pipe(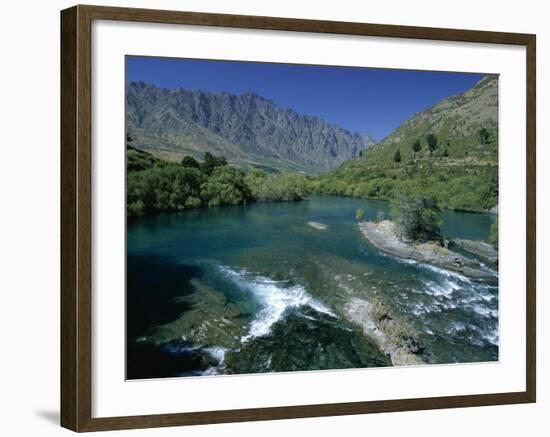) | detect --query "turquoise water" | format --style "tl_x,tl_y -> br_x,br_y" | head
127,196 -> 498,379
